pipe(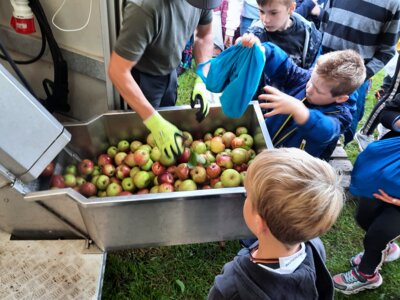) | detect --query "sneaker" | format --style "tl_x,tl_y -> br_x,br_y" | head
354,129 -> 375,151
333,268 -> 383,295
351,242 -> 400,267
